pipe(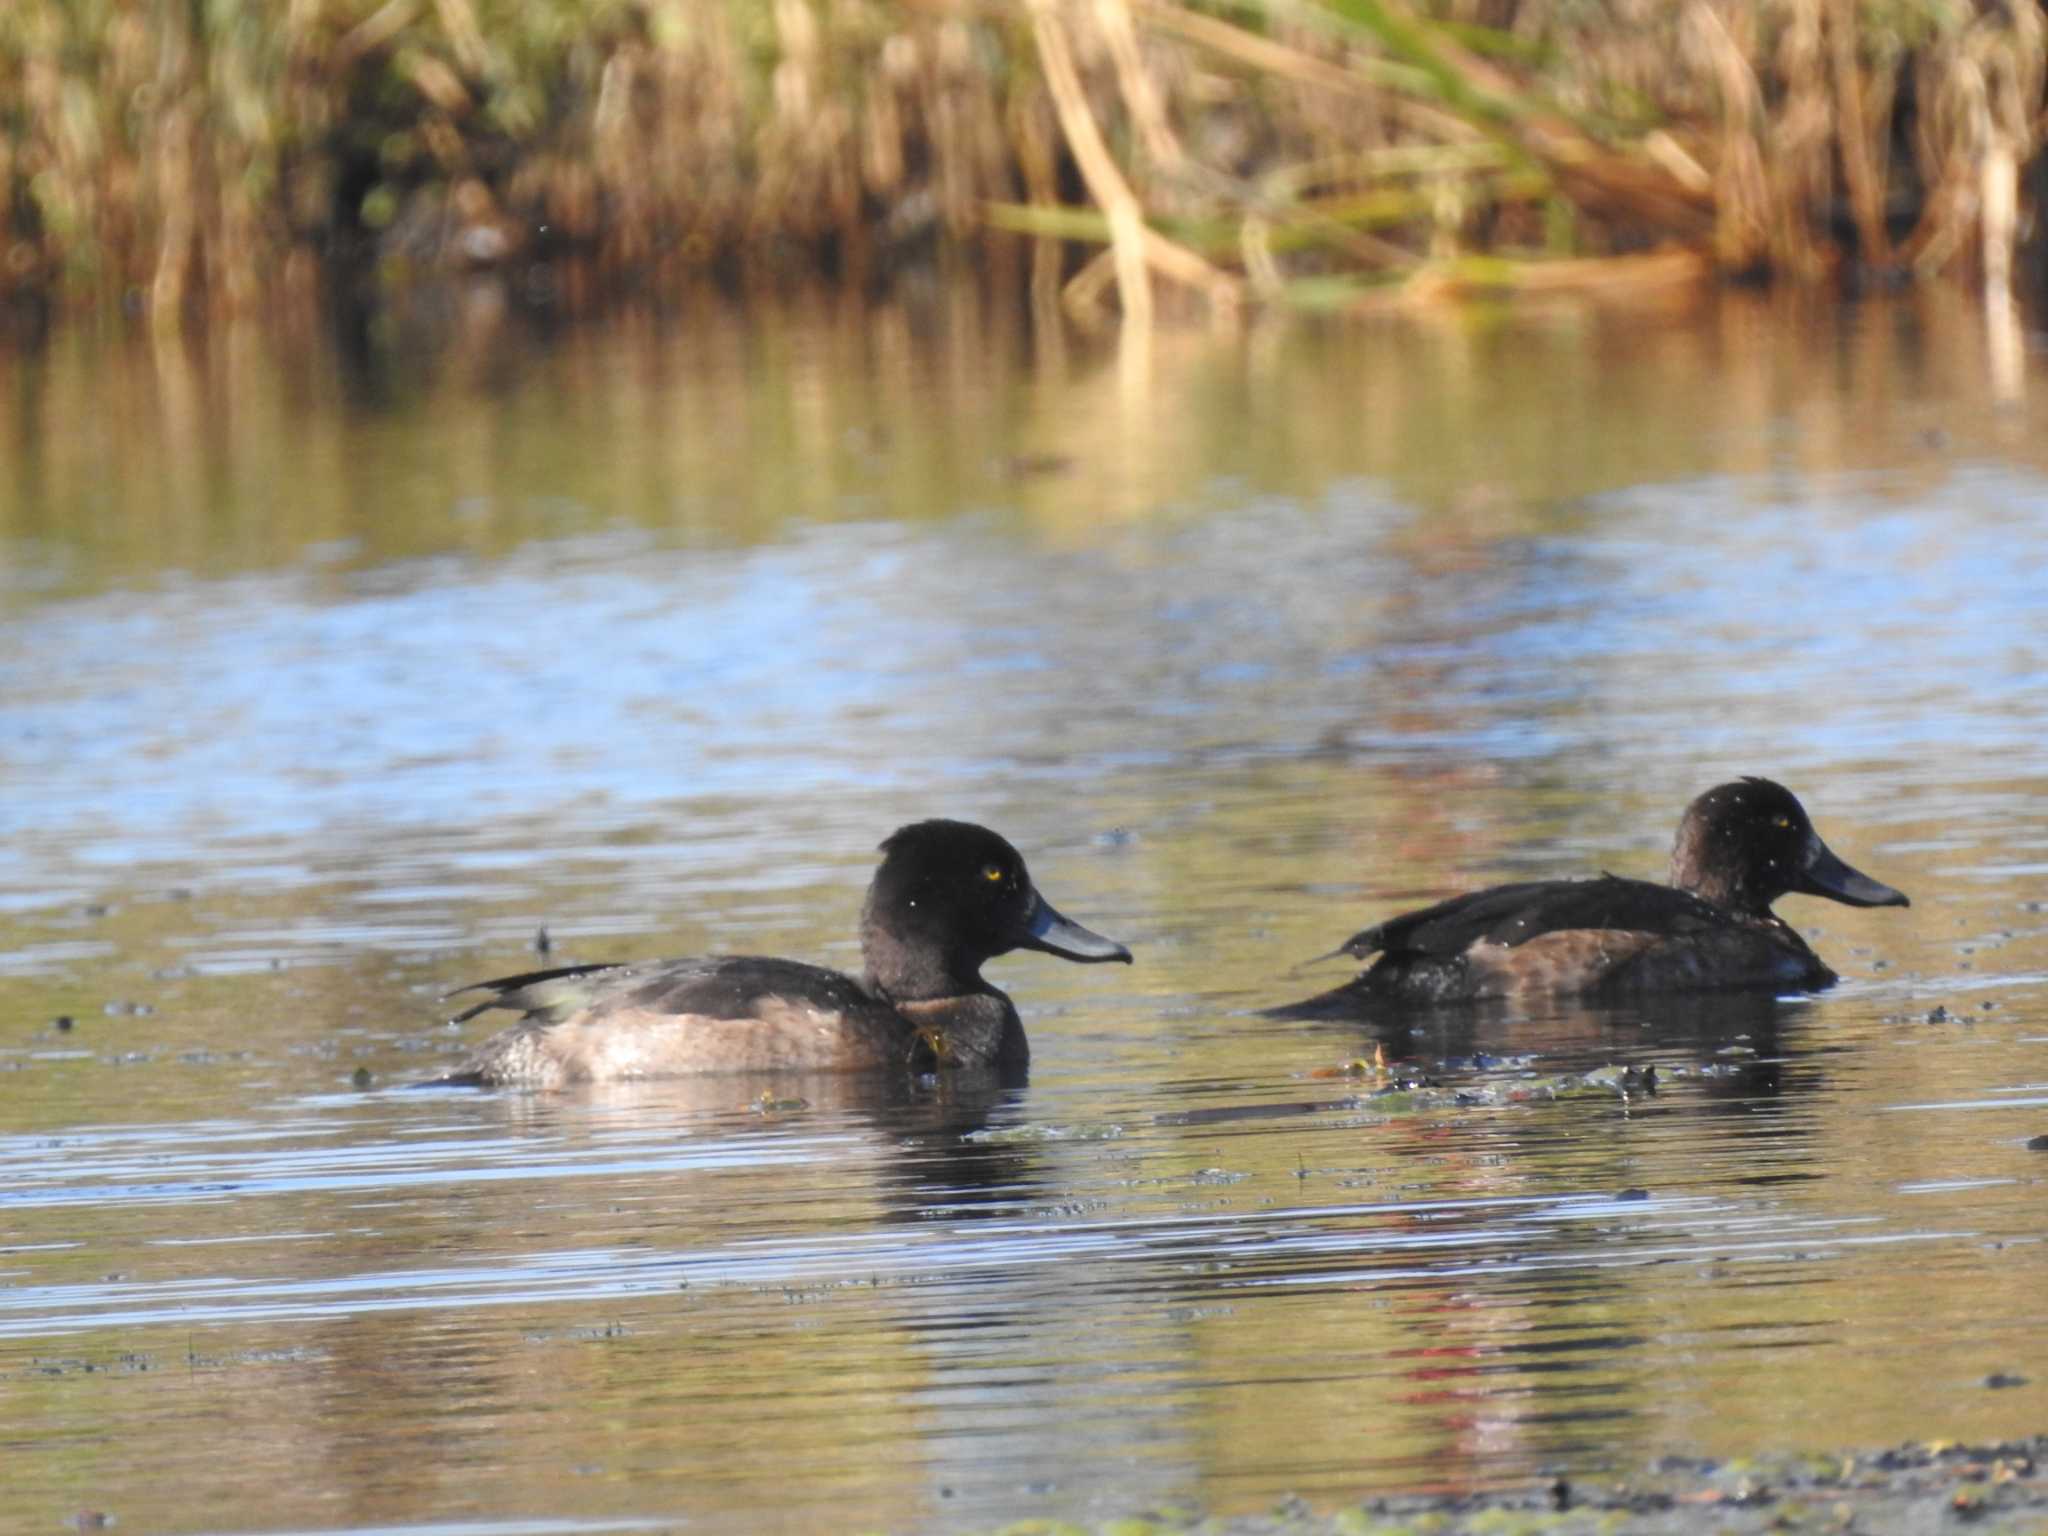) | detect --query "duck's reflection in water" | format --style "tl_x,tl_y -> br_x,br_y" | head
380,1066 -> 1199,1527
